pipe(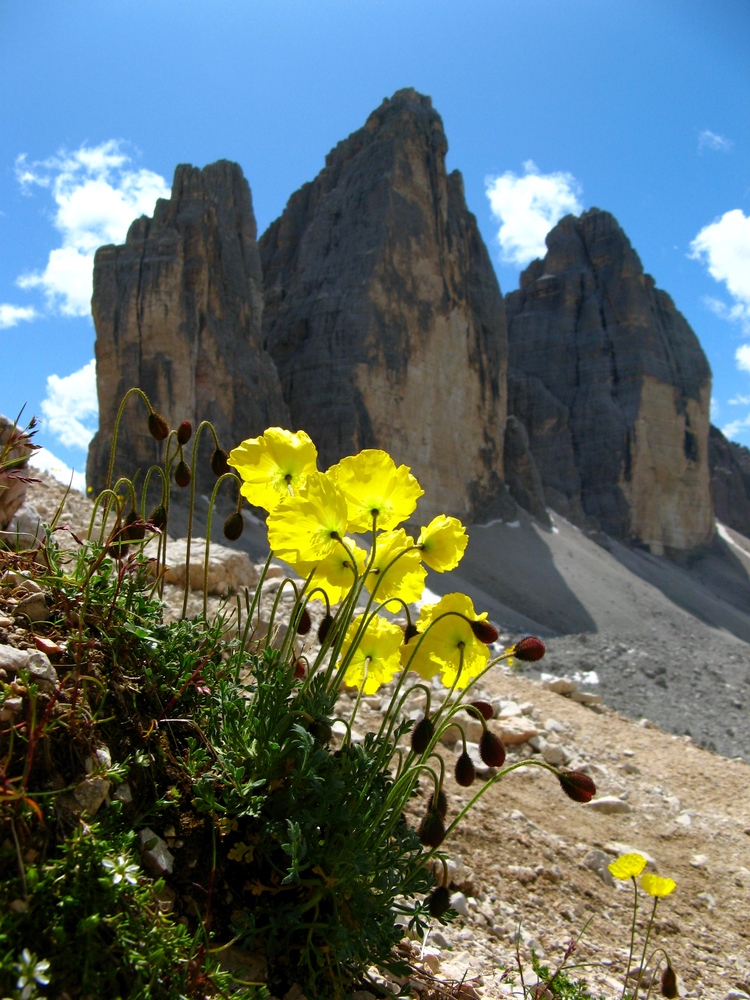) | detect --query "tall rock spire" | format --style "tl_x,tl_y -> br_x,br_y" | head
506,208 -> 714,553
260,89 -> 509,521
87,160 -> 289,496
